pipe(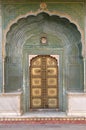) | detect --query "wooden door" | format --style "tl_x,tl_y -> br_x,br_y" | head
30,55 -> 58,109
